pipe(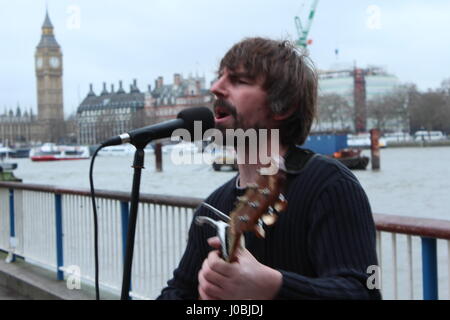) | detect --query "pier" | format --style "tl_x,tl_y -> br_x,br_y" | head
0,181 -> 449,300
